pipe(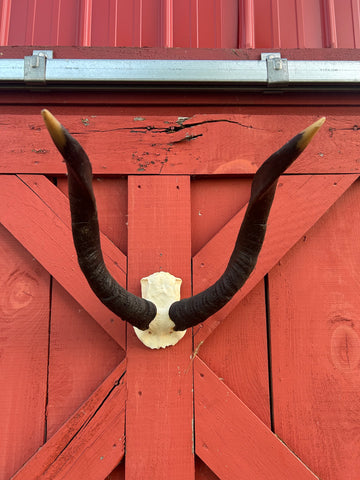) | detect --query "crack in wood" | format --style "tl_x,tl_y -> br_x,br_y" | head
328,124 -> 360,137
48,371 -> 126,466
68,118 -> 257,136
